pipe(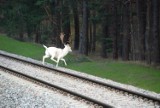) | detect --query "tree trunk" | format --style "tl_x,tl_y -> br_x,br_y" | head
112,1 -> 118,59
19,31 -> 24,41
129,1 -> 133,60
145,0 -> 152,64
136,0 -> 146,61
72,1 -> 80,50
122,2 -> 130,60
101,22 -> 108,58
92,14 -> 96,52
55,0 -> 61,47
18,23 -> 24,41
101,2 -> 109,58
62,1 -> 71,44
79,0 -> 89,55
50,0 -> 61,46
151,0 -> 160,64
35,25 -> 41,43
89,21 -> 92,53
